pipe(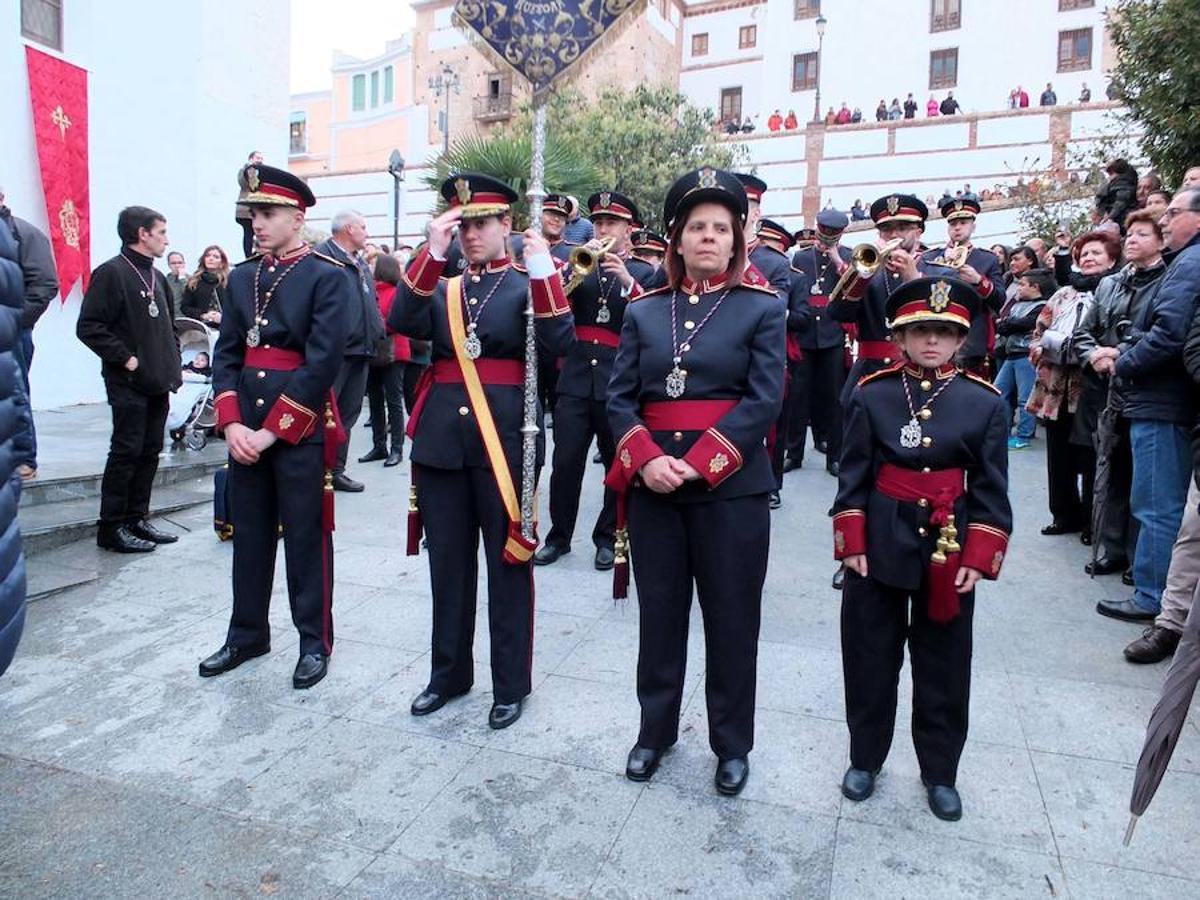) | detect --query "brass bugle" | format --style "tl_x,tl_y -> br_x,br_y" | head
829,238 -> 903,302
563,236 -> 617,295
